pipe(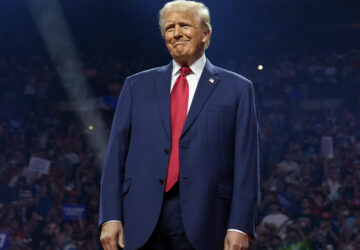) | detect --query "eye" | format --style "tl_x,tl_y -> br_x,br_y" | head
165,24 -> 175,32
